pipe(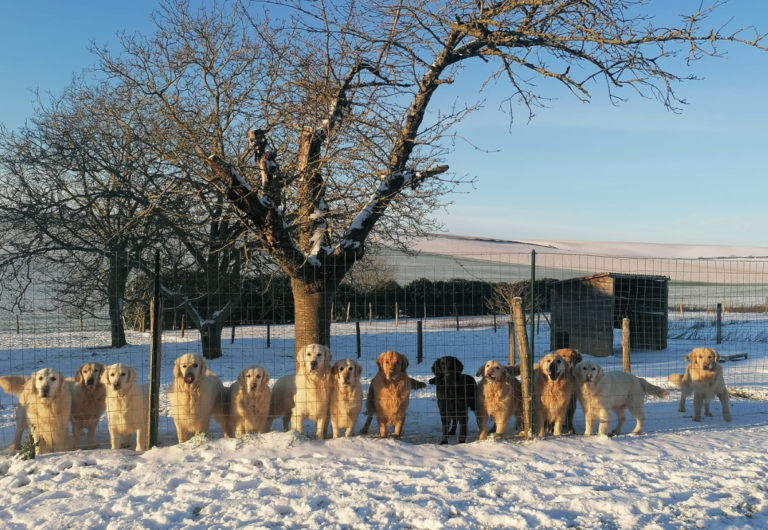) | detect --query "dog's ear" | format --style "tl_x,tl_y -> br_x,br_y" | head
331,363 -> 339,376
173,358 -> 183,380
238,368 -> 248,387
199,356 -> 208,374
127,366 -> 138,384
377,354 -> 385,372
430,360 -> 437,375
712,350 -> 720,363
75,365 -> 85,385
260,368 -> 270,387
455,358 -> 464,373
100,367 -> 109,385
400,354 -> 409,371
324,347 -> 333,366
355,362 -> 362,377
476,365 -> 485,377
